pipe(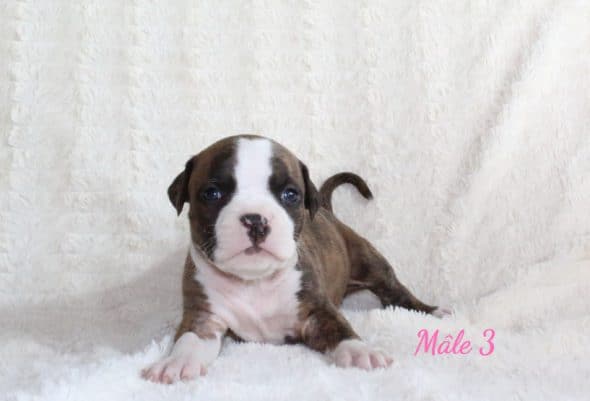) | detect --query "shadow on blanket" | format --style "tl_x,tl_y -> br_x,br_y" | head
1,249 -> 187,353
